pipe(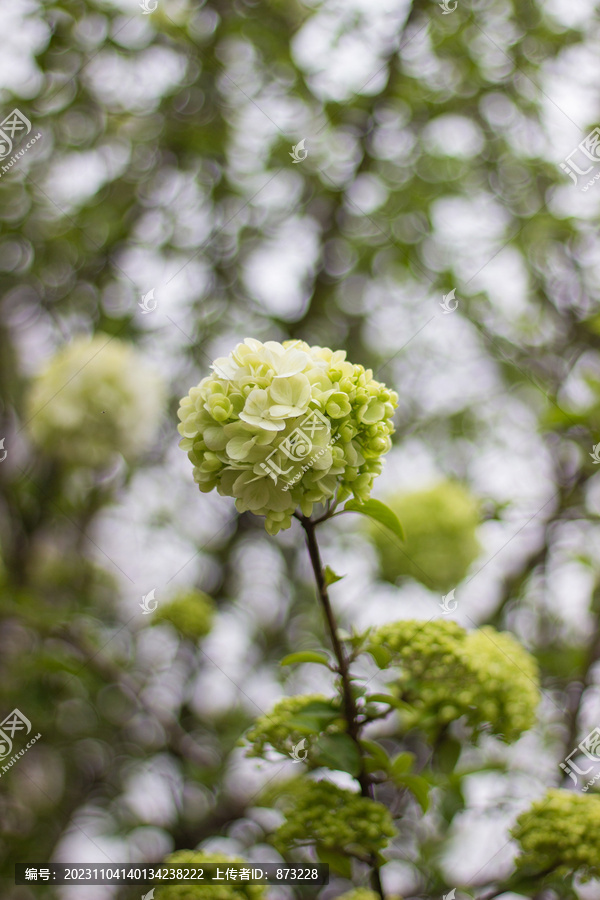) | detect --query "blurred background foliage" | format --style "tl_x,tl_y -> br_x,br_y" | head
1,0 -> 600,897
